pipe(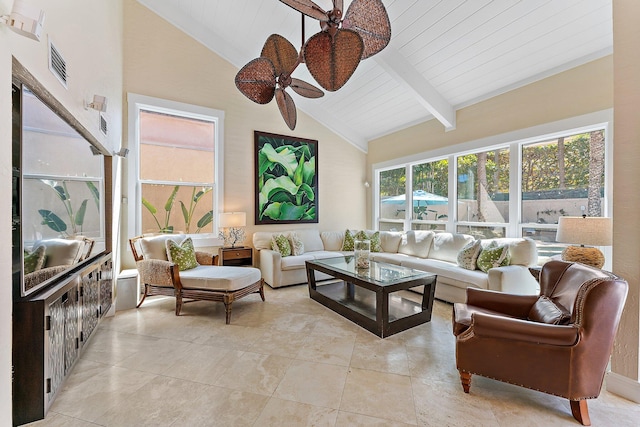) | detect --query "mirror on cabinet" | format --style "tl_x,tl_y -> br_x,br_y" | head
13,73 -> 109,298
